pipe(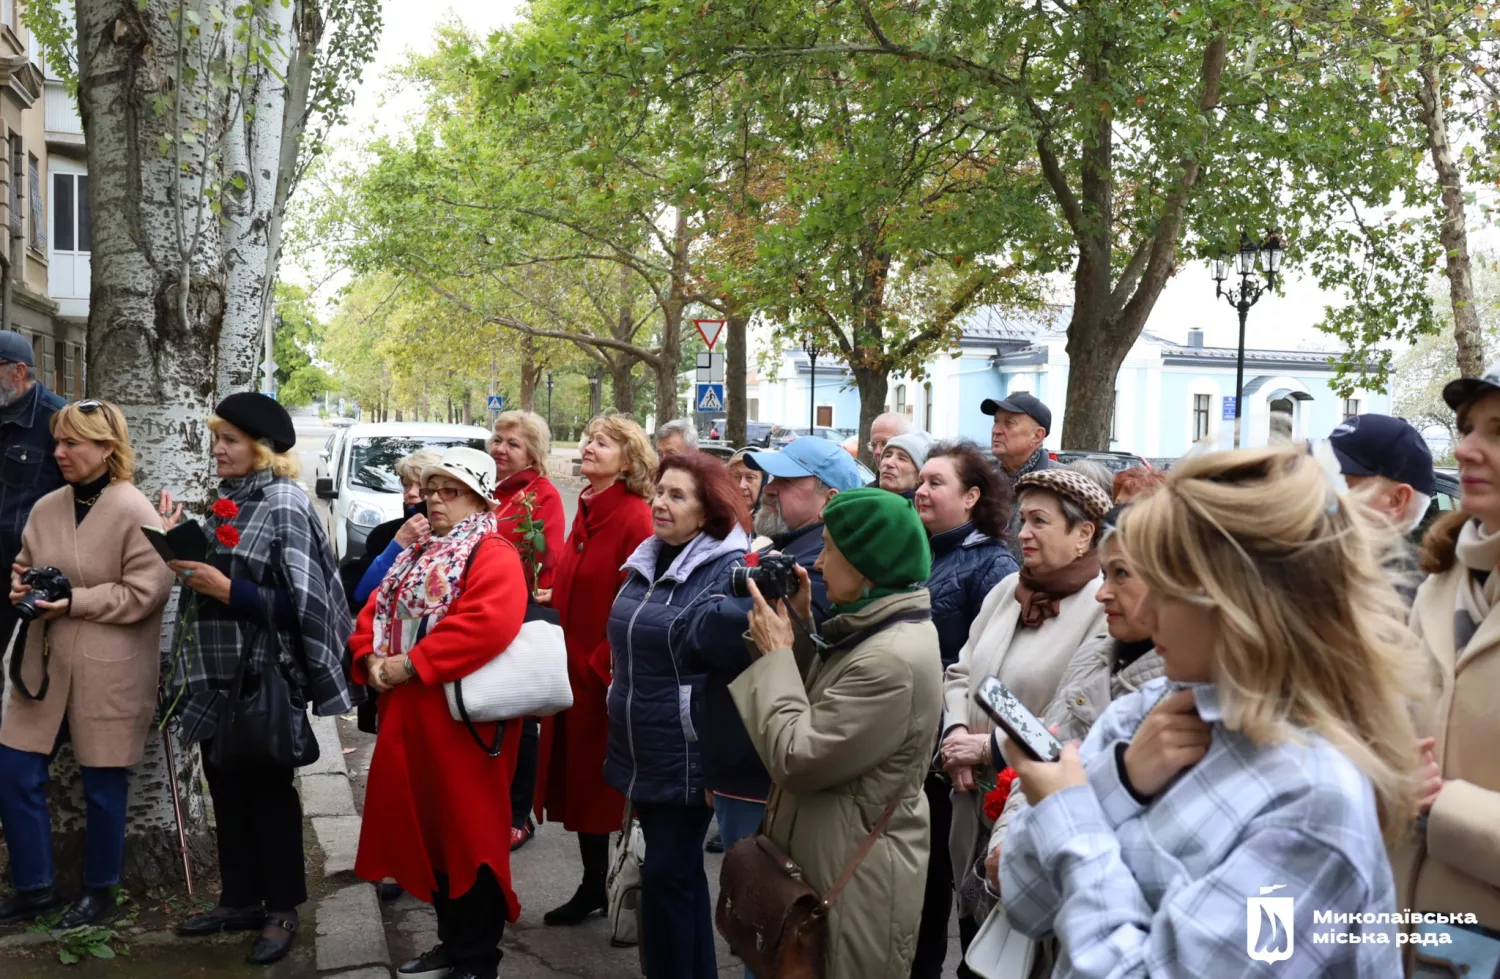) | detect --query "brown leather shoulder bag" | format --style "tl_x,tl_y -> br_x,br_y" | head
715,795 -> 900,979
